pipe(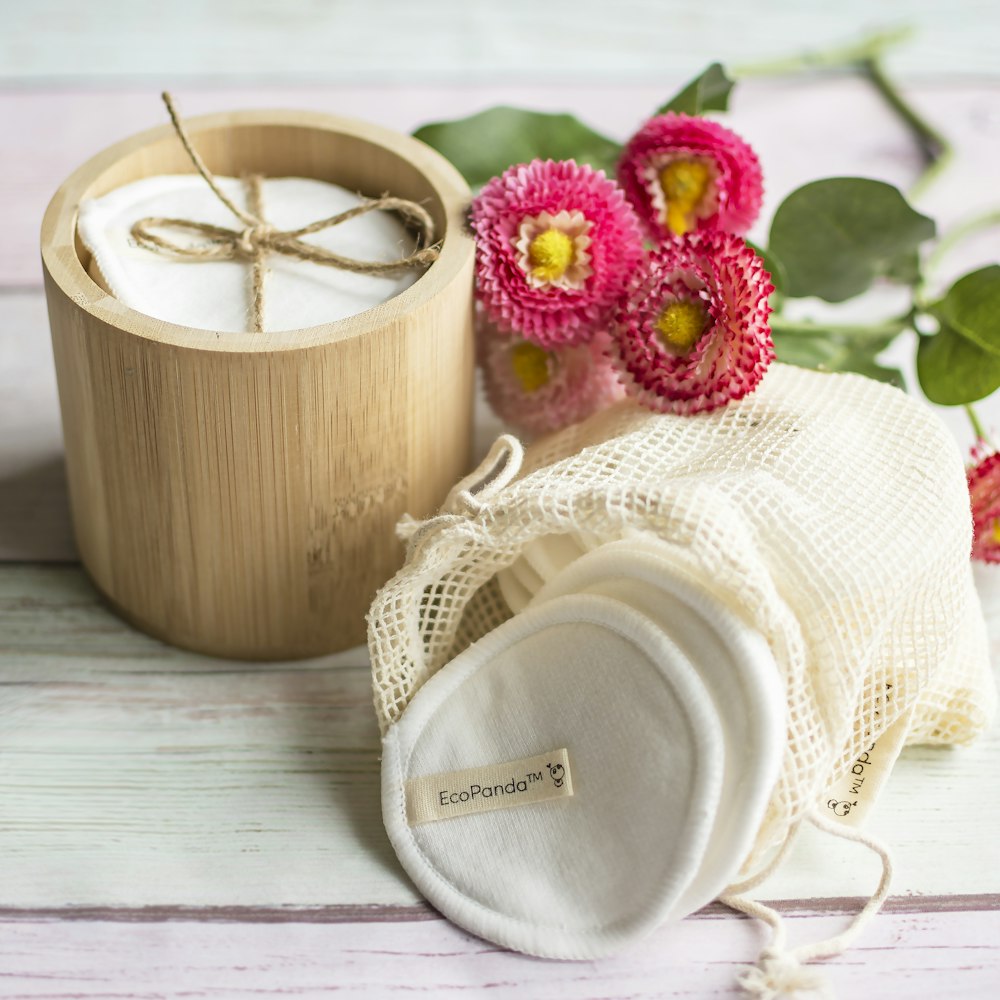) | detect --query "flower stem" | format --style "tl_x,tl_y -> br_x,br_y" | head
914,208 -> 1000,308
769,313 -> 911,340
861,57 -> 953,198
731,27 -> 952,197
730,26 -> 913,78
924,209 -> 1000,281
966,403 -> 987,443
